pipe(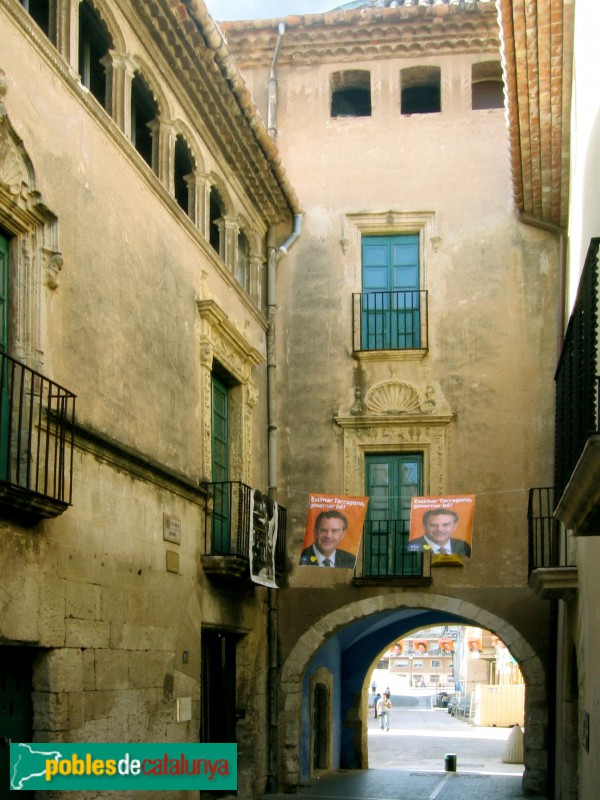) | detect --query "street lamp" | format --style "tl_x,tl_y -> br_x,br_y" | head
409,654 -> 414,688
